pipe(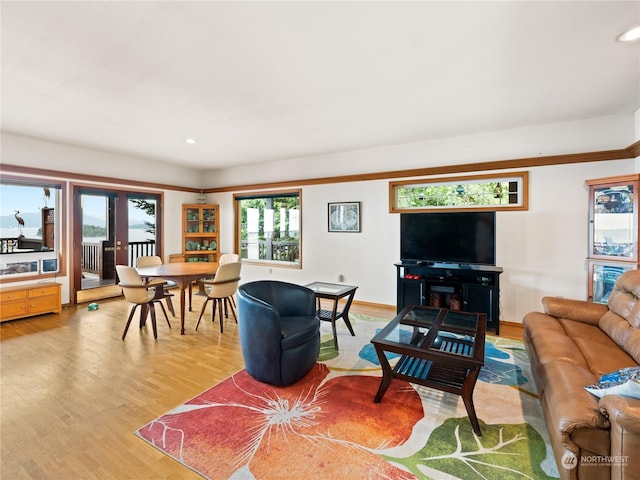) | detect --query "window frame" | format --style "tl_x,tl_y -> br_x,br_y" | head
0,175 -> 66,282
234,188 -> 302,268
389,171 -> 528,213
